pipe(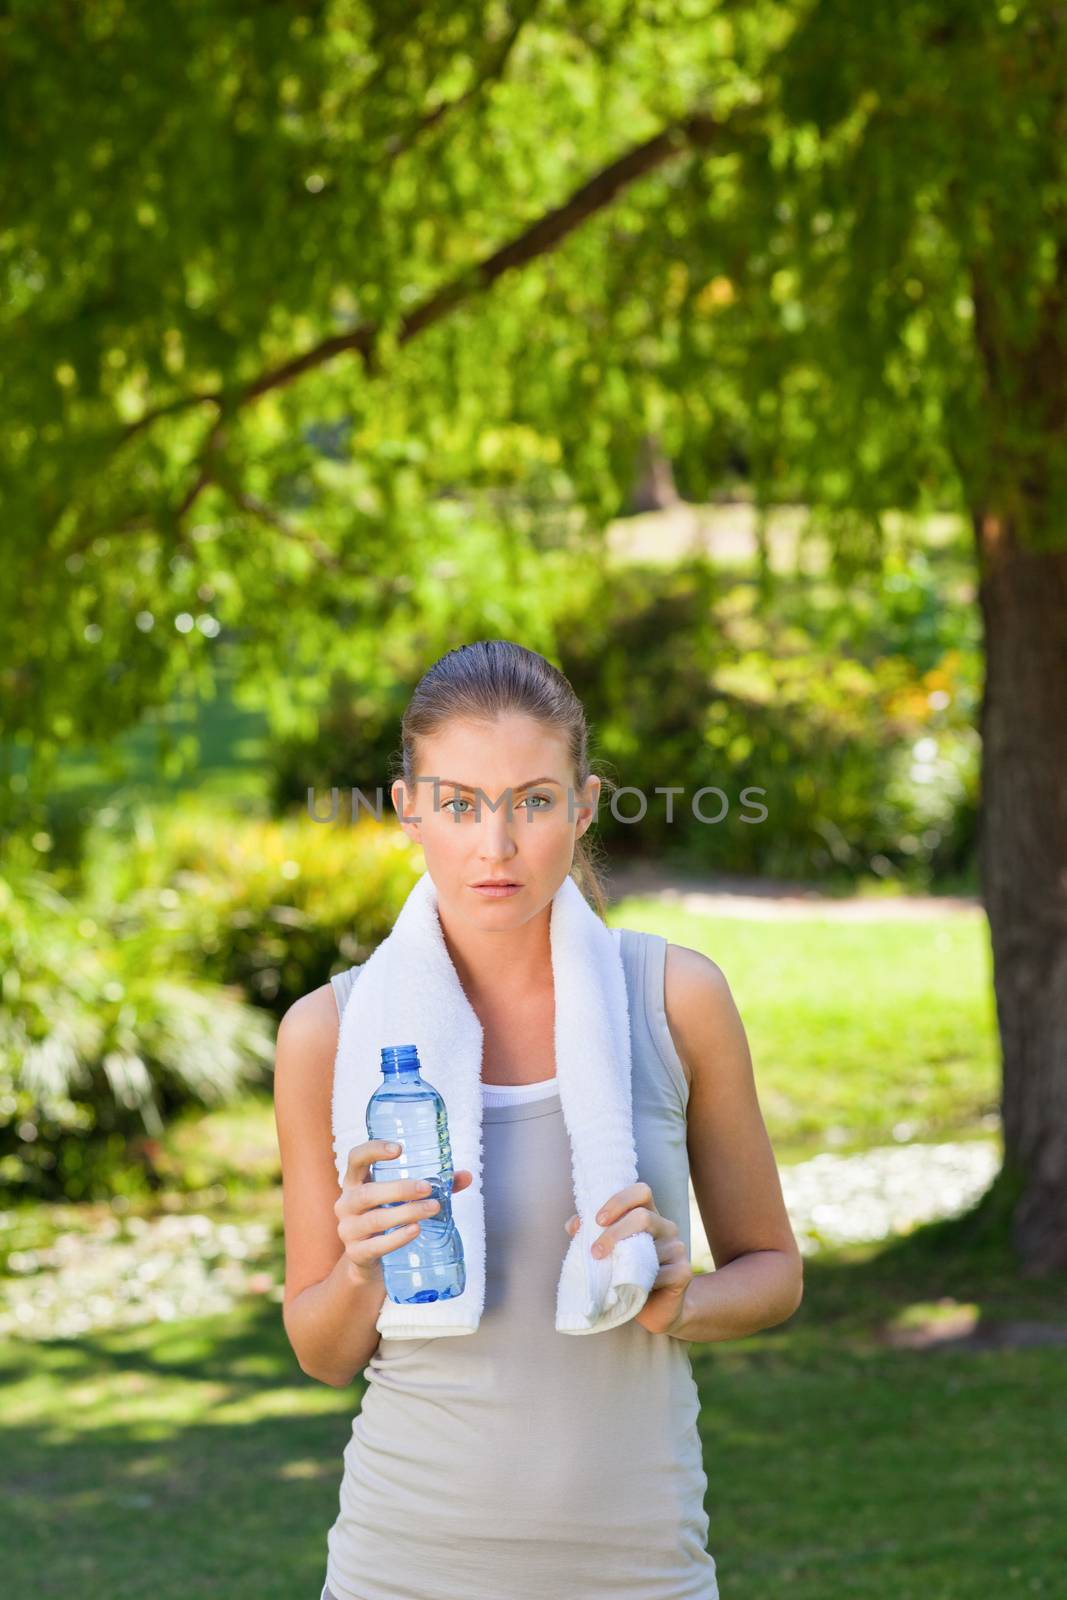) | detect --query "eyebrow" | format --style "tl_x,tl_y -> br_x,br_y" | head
434,776 -> 563,792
